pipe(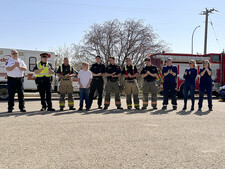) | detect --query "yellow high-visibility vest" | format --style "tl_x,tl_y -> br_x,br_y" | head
35,62 -> 52,77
